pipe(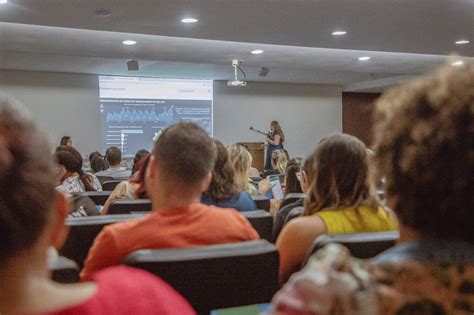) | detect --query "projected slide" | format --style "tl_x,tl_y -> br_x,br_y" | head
99,76 -> 213,157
